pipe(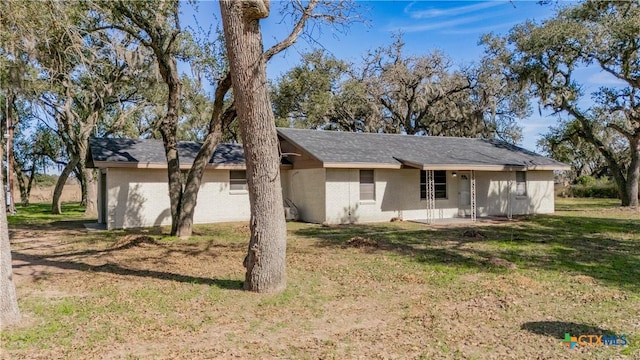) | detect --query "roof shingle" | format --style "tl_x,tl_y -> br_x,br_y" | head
88,138 -> 244,167
88,129 -> 568,170
276,128 -> 568,170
